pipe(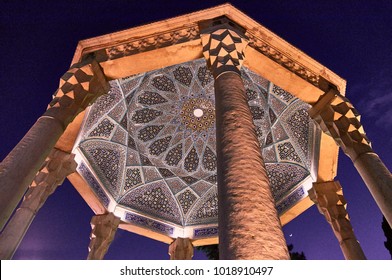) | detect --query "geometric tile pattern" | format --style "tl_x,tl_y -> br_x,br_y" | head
125,212 -> 174,235
138,91 -> 167,105
75,58 -> 320,236
276,187 -> 306,215
173,66 -> 193,86
165,144 -> 183,166
78,162 -> 110,208
177,189 -> 198,214
197,66 -> 213,87
277,142 -> 302,163
186,190 -> 219,225
194,227 -> 219,238
180,98 -> 215,132
202,146 -> 217,171
124,168 -> 142,192
266,163 -> 308,202
184,147 -> 199,172
89,118 -> 115,138
137,125 -> 164,142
